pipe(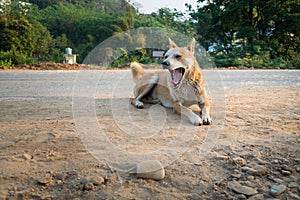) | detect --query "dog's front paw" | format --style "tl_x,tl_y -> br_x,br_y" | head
202,116 -> 212,125
190,115 -> 202,126
135,101 -> 144,109
130,98 -> 144,109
